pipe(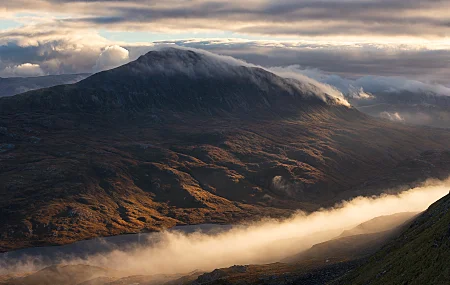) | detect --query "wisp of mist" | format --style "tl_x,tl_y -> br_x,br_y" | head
2,178 -> 450,277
